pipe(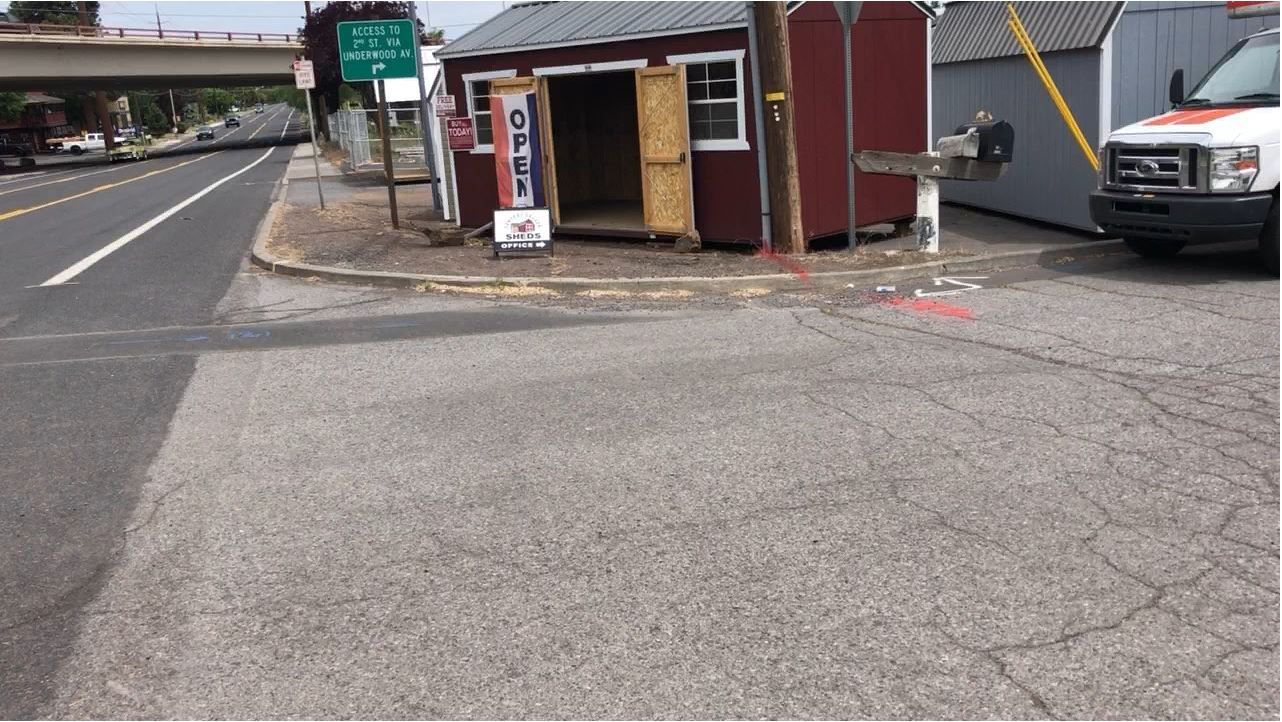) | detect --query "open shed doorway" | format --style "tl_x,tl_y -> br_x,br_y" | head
545,71 -> 643,232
